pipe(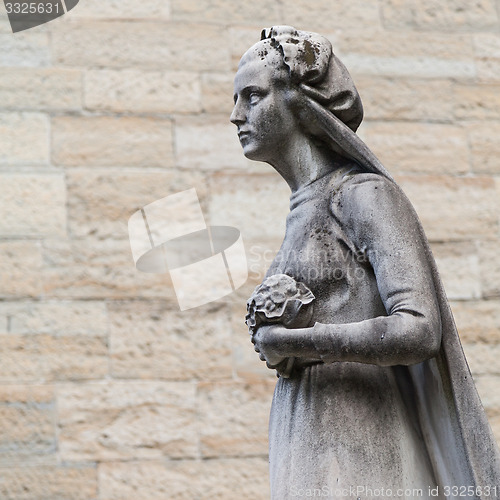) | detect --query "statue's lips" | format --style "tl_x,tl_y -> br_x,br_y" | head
238,131 -> 251,141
